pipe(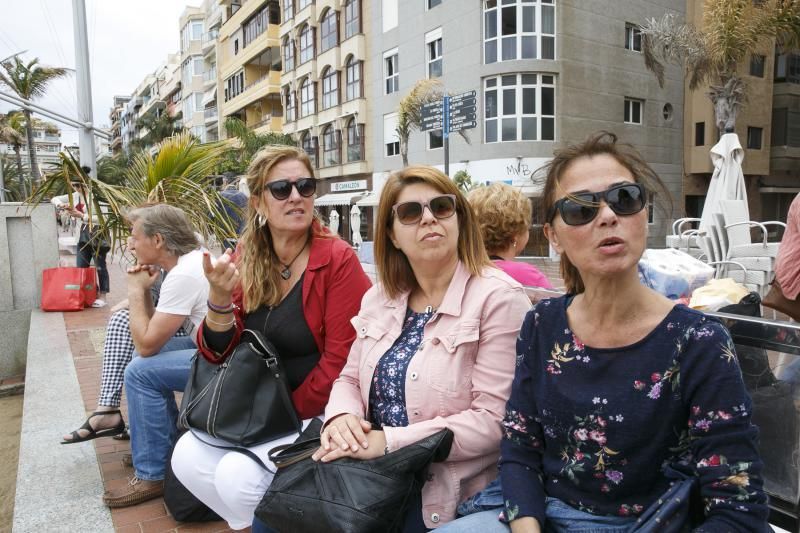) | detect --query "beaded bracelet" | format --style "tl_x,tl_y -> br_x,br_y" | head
205,315 -> 236,328
207,300 -> 235,314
